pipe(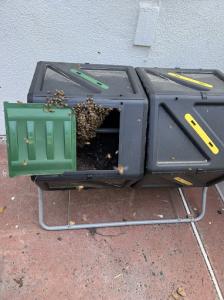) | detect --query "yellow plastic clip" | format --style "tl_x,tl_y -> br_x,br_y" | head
174,177 -> 193,186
